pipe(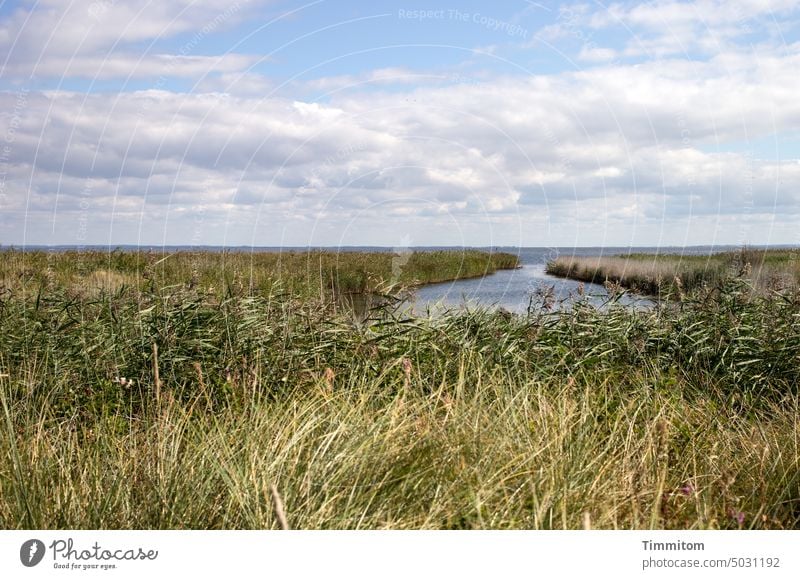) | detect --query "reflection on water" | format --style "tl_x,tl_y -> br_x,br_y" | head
404,248 -> 654,315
